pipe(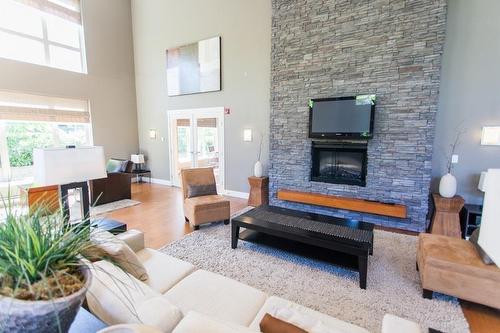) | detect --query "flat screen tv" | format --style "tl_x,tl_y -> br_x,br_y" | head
309,95 -> 376,139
